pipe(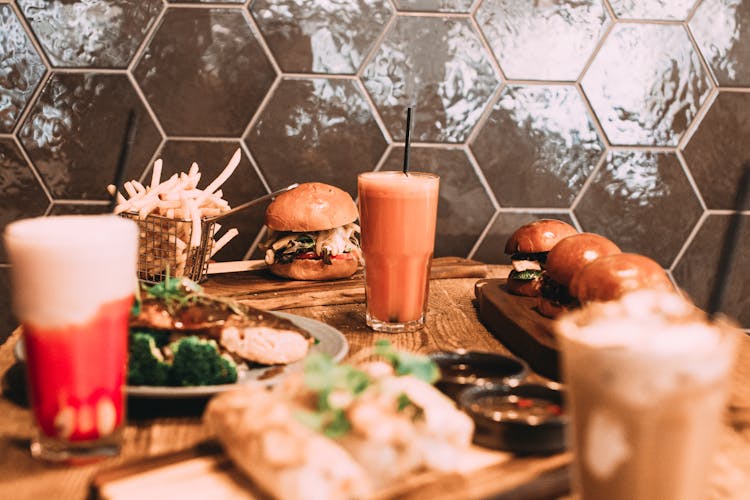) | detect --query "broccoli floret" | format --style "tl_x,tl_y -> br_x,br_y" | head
128,332 -> 171,386
169,336 -> 238,386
